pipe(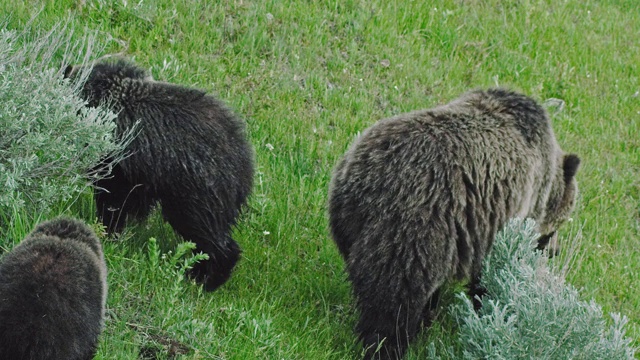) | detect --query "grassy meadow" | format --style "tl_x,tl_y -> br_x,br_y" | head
1,0 -> 638,358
